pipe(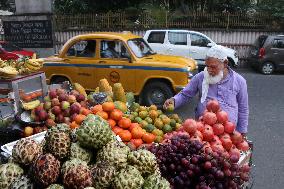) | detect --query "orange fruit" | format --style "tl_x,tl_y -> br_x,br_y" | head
118,130 -> 132,142
130,138 -> 143,148
96,111 -> 109,120
110,109 -> 123,121
142,133 -> 156,144
81,108 -> 92,116
102,102 -> 115,112
74,114 -> 86,125
107,119 -> 116,128
131,126 -> 144,139
112,126 -> 123,135
129,122 -> 140,131
118,118 -> 131,129
70,121 -> 79,129
91,105 -> 103,114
